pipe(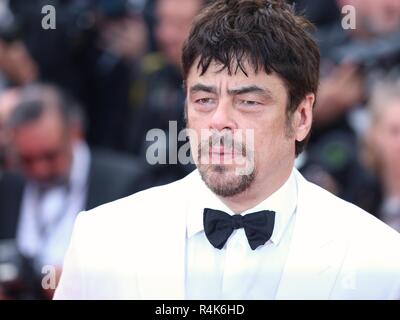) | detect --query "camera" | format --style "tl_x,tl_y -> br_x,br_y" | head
0,239 -> 40,299
330,31 -> 400,72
